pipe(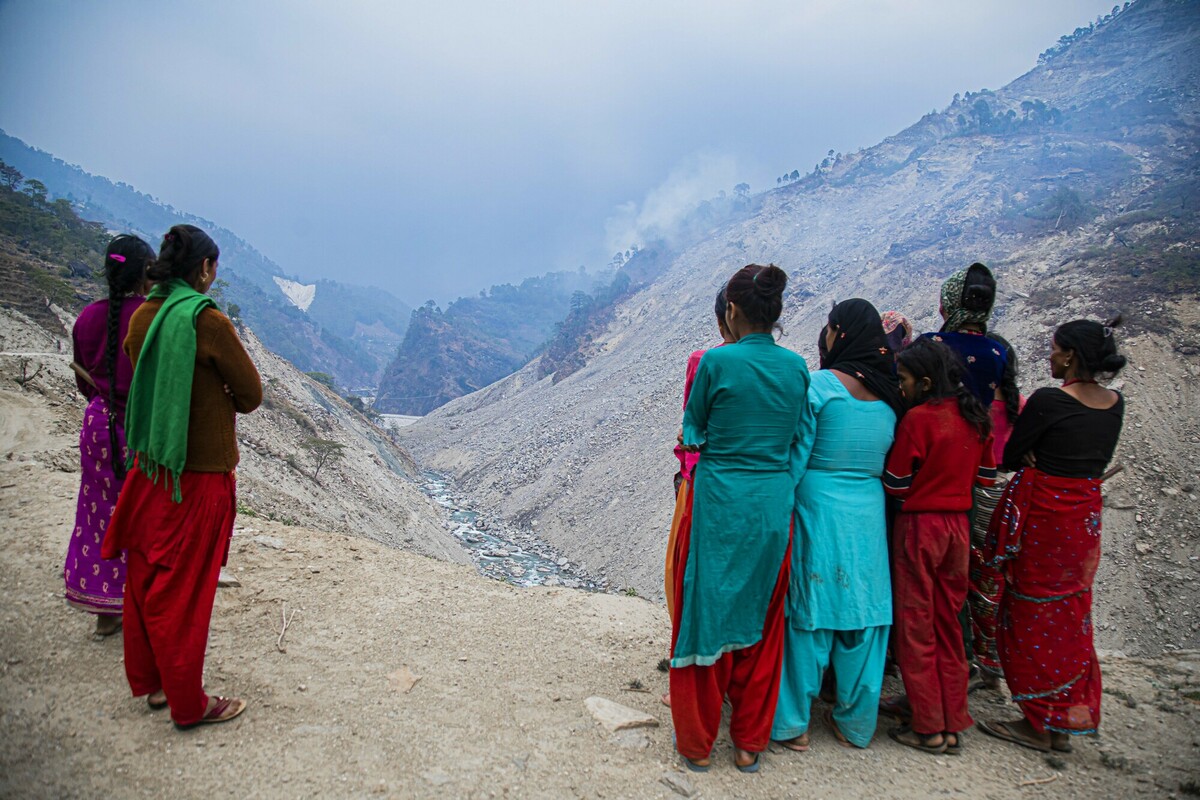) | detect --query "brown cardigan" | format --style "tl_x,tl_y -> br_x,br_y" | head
124,300 -> 263,472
